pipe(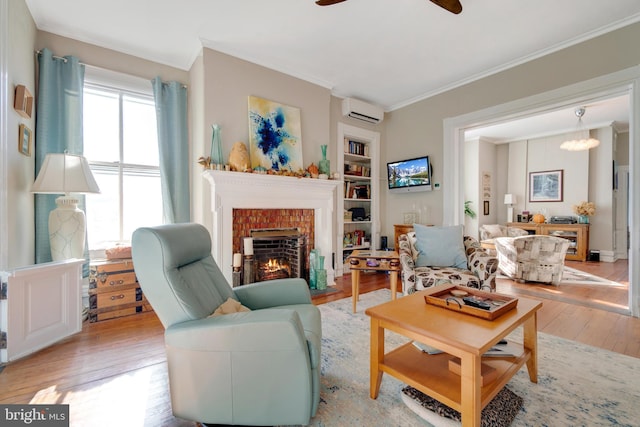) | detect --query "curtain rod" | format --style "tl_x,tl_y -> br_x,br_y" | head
34,50 -> 188,88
